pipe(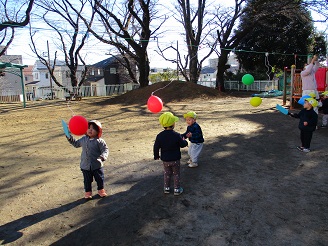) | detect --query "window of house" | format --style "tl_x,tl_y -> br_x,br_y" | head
91,69 -> 95,75
45,73 -> 49,79
35,73 -> 38,79
97,69 -> 101,75
110,68 -> 116,74
25,76 -> 28,81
